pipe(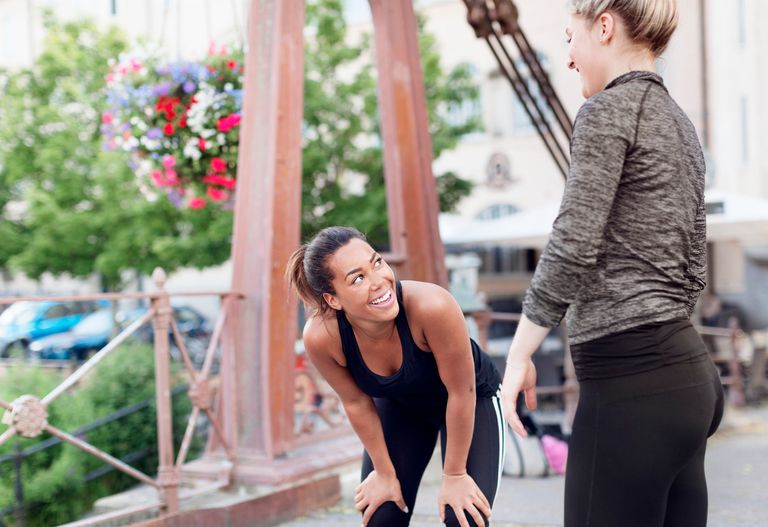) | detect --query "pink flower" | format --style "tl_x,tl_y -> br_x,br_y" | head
130,59 -> 142,72
188,197 -> 207,209
202,174 -> 236,190
162,155 -> 176,170
216,113 -> 241,132
210,157 -> 227,172
152,170 -> 168,187
198,138 -> 207,151
207,186 -> 229,202
101,112 -> 113,124
164,169 -> 179,185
